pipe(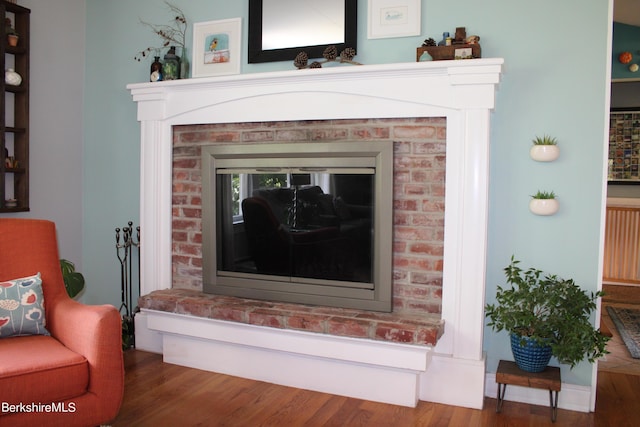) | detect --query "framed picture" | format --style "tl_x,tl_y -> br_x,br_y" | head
192,18 -> 242,78
368,0 -> 421,39
608,108 -> 640,183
